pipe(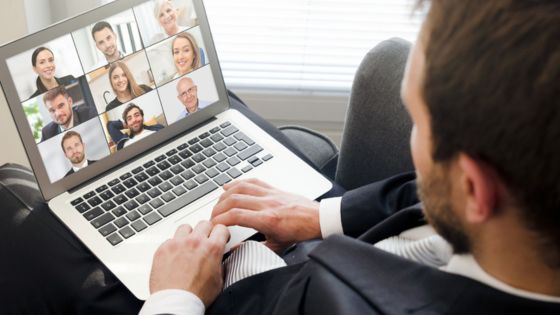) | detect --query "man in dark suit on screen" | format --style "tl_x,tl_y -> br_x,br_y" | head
40,85 -> 96,142
60,130 -> 96,177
